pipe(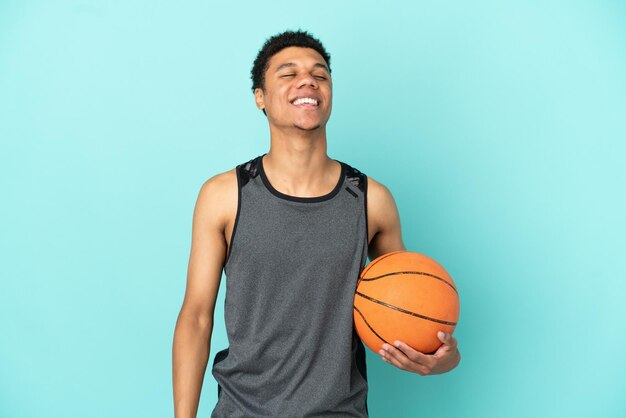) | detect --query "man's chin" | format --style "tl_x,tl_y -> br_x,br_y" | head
293,122 -> 322,131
